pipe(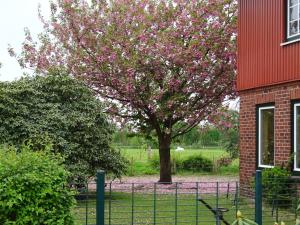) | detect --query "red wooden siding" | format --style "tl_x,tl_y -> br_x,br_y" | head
237,0 -> 300,91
